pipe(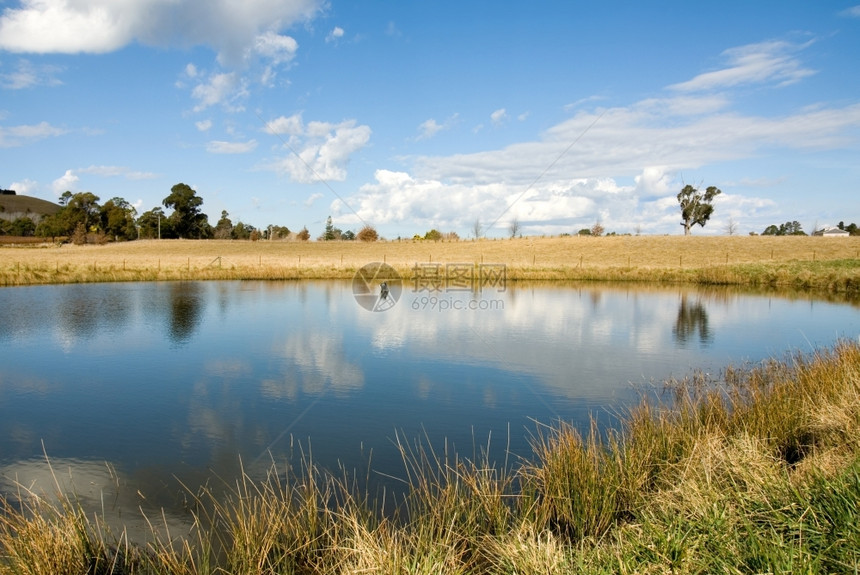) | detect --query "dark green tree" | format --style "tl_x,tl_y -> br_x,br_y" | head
677,184 -> 721,235
762,221 -> 806,236
163,183 -> 209,239
232,221 -> 254,240
35,212 -> 68,241
424,229 -> 442,241
323,216 -> 336,241
268,225 -> 290,240
65,192 -> 101,232
10,217 -> 36,237
781,221 -> 805,235
137,207 -> 168,239
100,197 -> 137,240
214,210 -> 233,239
